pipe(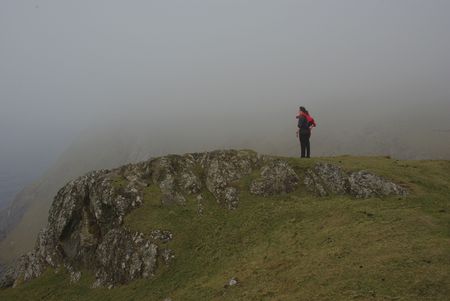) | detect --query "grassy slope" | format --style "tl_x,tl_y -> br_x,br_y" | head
1,156 -> 449,301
